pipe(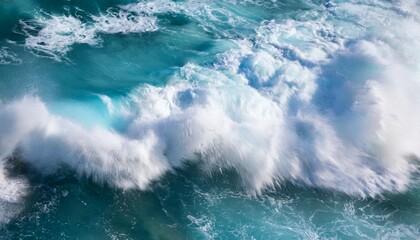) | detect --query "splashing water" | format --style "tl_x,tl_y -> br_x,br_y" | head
0,0 -> 419,239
